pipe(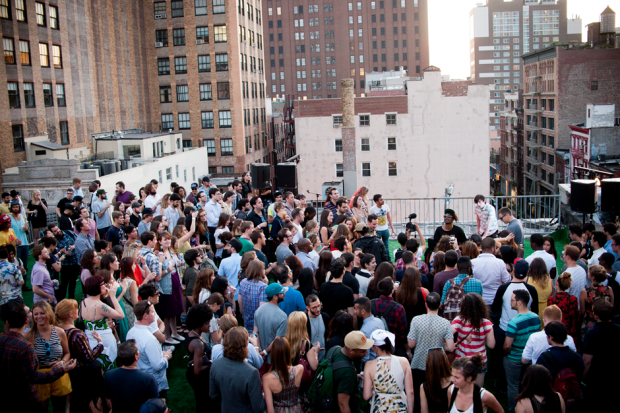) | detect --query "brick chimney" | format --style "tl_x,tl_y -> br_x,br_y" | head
341,79 -> 357,197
